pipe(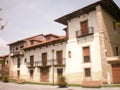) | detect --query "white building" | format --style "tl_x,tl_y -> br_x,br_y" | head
8,0 -> 120,85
